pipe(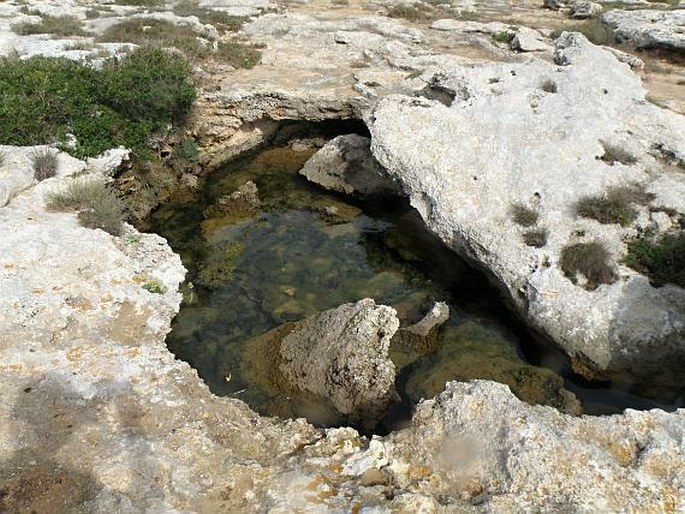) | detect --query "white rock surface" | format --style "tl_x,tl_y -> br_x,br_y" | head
368,33 -> 685,385
602,9 -> 685,51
